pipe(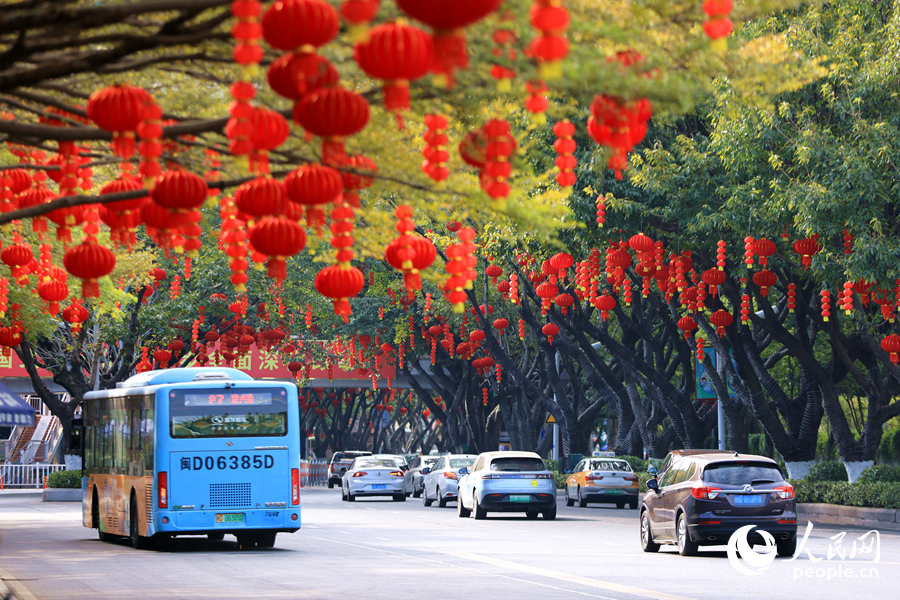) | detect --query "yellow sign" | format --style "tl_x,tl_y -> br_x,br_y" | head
546,414 -> 556,424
